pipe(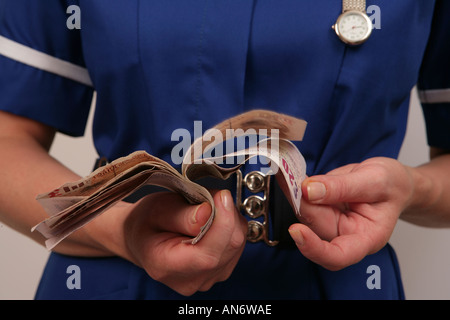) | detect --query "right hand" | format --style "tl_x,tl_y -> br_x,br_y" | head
121,189 -> 247,296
